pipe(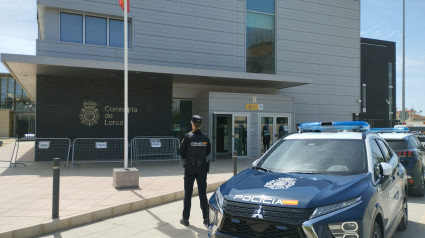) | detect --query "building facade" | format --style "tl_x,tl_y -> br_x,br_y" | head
2,0 -> 361,158
359,37 -> 397,127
